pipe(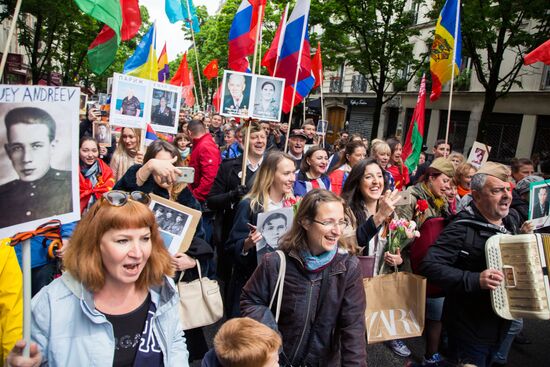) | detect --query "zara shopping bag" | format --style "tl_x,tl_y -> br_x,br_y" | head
178,260 -> 223,330
363,271 -> 426,343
